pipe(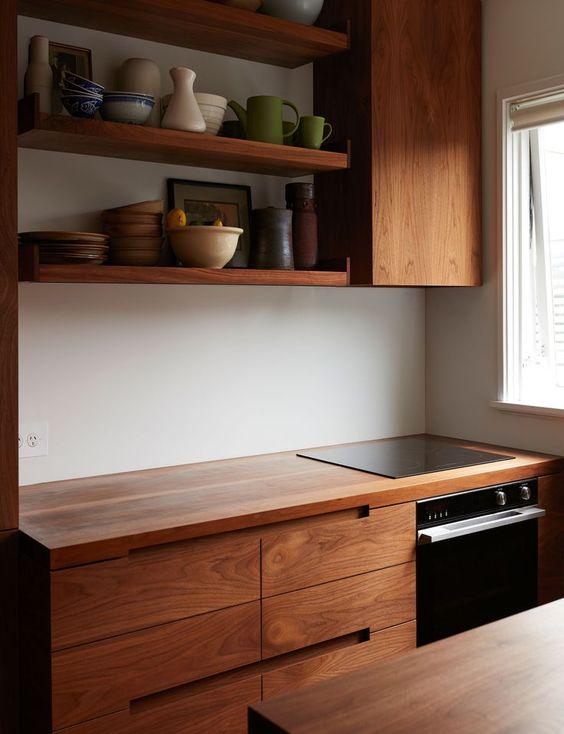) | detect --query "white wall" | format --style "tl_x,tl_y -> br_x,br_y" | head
18,17 -> 426,485
426,0 -> 564,455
